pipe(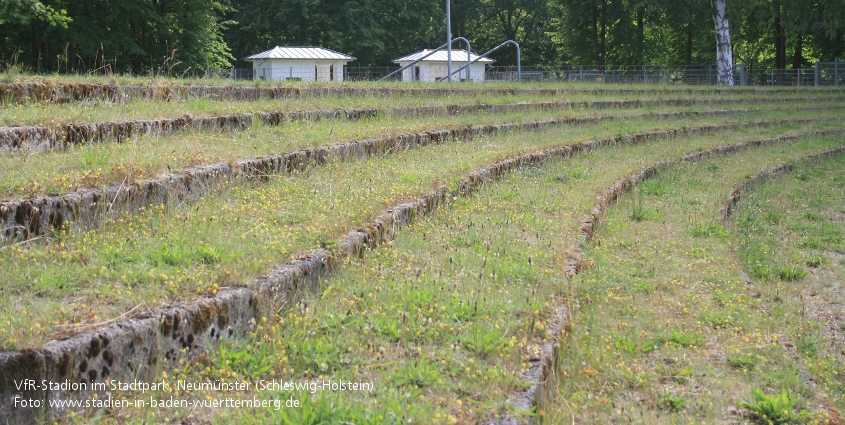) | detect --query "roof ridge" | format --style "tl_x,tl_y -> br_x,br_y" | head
391,49 -> 495,63
244,46 -> 356,61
